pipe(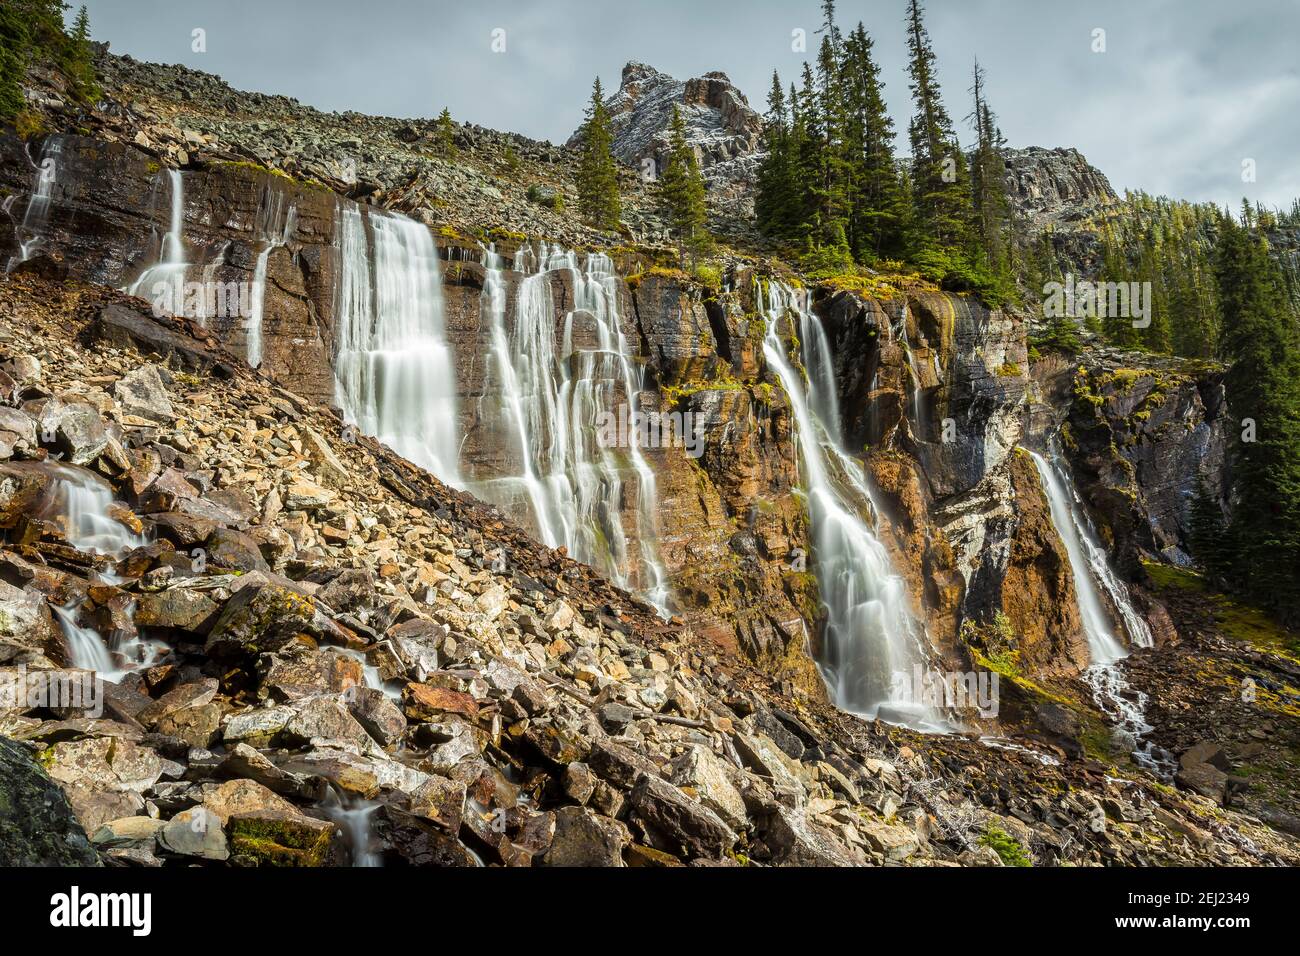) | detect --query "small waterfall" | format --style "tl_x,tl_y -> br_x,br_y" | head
245,189 -> 297,366
320,789 -> 382,867
759,282 -> 942,730
473,243 -> 670,614
45,465 -> 150,558
125,169 -> 187,316
333,203 -> 461,486
5,135 -> 62,272
1028,448 -> 1169,772
1028,450 -> 1152,662
39,466 -> 152,676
